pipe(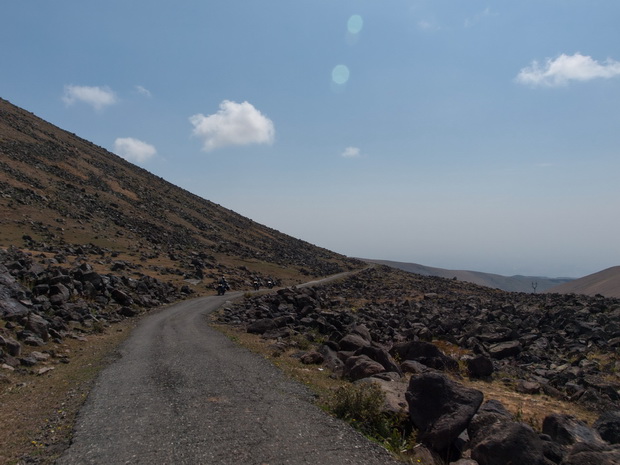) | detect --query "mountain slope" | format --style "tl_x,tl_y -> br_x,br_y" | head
362,258 -> 573,293
546,266 -> 620,298
0,97 -> 361,288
